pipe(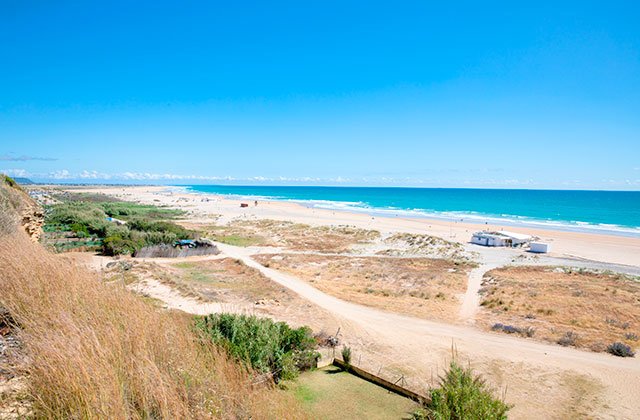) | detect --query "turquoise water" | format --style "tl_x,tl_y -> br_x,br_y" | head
184,185 -> 640,237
